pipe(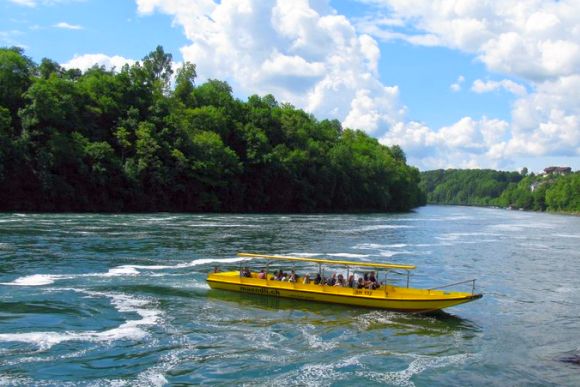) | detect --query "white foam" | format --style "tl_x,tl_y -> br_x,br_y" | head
187,280 -> 211,290
0,257 -> 248,287
488,222 -> 555,232
327,253 -> 369,258
104,267 -> 141,276
282,355 -> 362,386
553,233 -> 580,239
0,274 -> 67,286
379,251 -> 402,258
0,289 -> 162,350
300,325 -> 337,351
358,243 -> 408,249
358,353 -> 470,386
357,225 -> 414,232
287,252 -> 322,257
